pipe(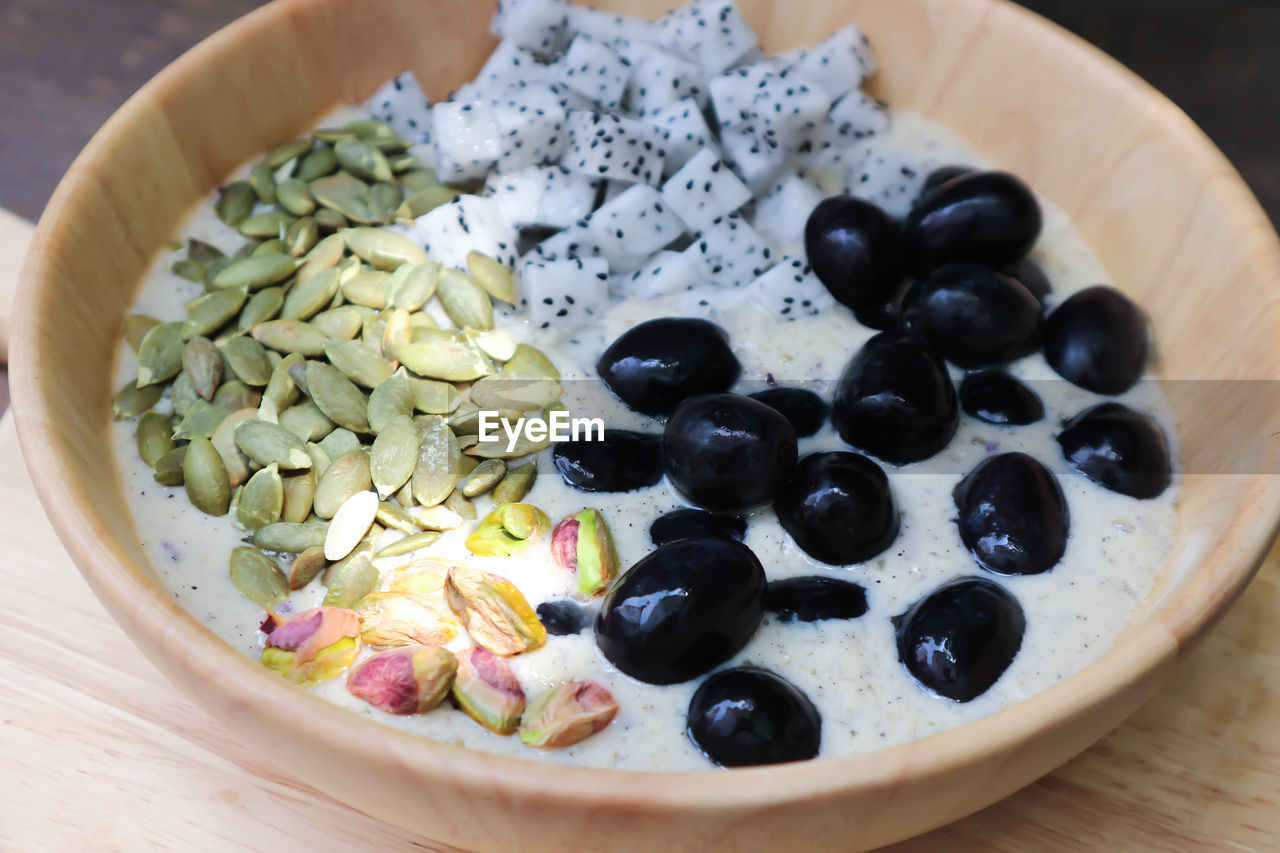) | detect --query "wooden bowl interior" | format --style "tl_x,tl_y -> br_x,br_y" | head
13,0 -> 1280,849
